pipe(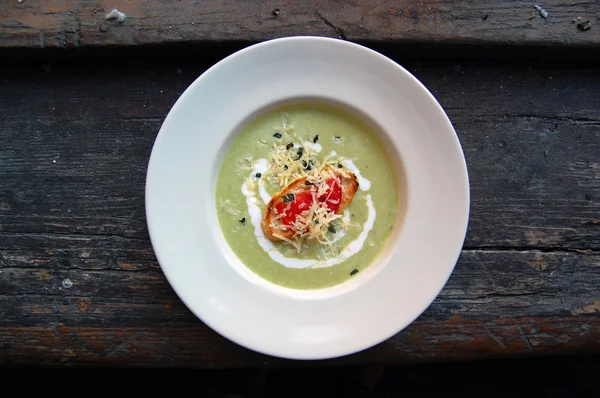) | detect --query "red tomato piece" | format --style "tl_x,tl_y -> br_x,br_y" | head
274,178 -> 343,229
319,179 -> 342,214
275,191 -> 313,226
